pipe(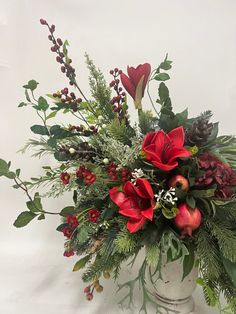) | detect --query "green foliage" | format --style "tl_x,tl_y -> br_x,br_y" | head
37,96 -> 49,111
145,244 -> 160,268
73,255 -> 91,272
107,119 -> 135,146
115,228 -> 138,254
31,125 -> 49,136
85,53 -> 114,120
59,206 -> 75,217
23,79 -> 39,91
13,211 -> 37,228
138,110 -> 157,135
0,159 -> 15,179
154,73 -> 170,81
222,257 -> 236,287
